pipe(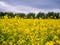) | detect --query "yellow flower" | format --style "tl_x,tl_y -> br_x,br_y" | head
0,16 -> 60,45
25,28 -> 30,34
57,30 -> 60,35
56,40 -> 60,44
45,41 -> 54,45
